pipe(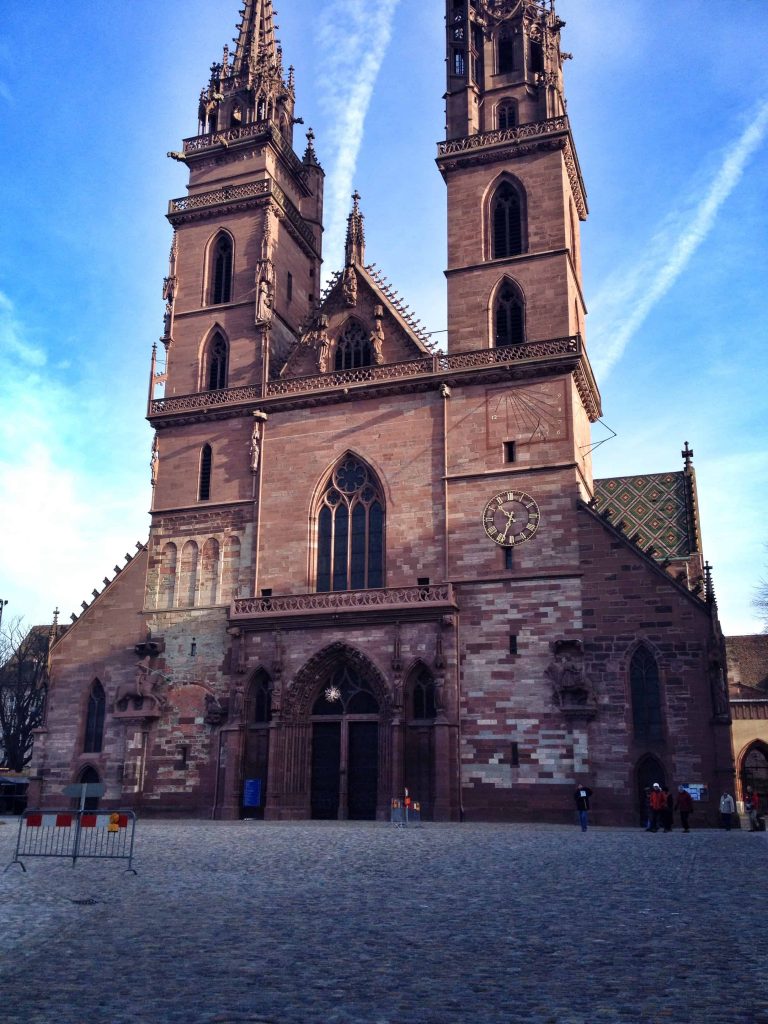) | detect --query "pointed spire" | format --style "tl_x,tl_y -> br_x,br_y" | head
345,191 -> 365,267
232,0 -> 277,77
303,127 -> 320,167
